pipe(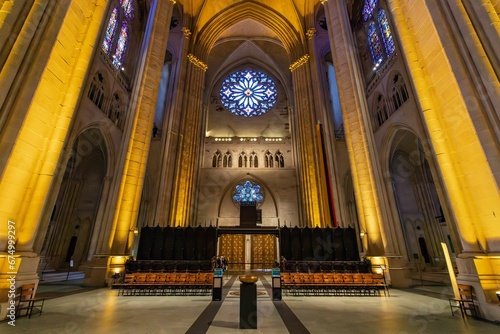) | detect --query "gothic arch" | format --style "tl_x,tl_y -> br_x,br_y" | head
70,123 -> 116,178
386,70 -> 410,111
194,2 -> 304,59
217,174 -> 279,223
384,127 -> 451,267
41,128 -> 110,271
